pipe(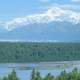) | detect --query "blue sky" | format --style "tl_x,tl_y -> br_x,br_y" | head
0,0 -> 80,42
0,0 -> 78,20
0,0 -> 79,20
